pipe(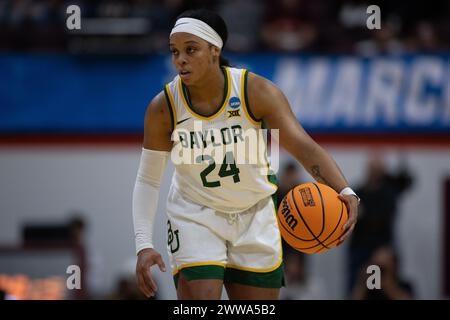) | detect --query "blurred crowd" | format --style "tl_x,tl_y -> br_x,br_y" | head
1,0 -> 449,54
